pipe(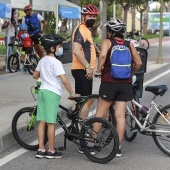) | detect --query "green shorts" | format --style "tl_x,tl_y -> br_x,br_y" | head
37,89 -> 61,124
